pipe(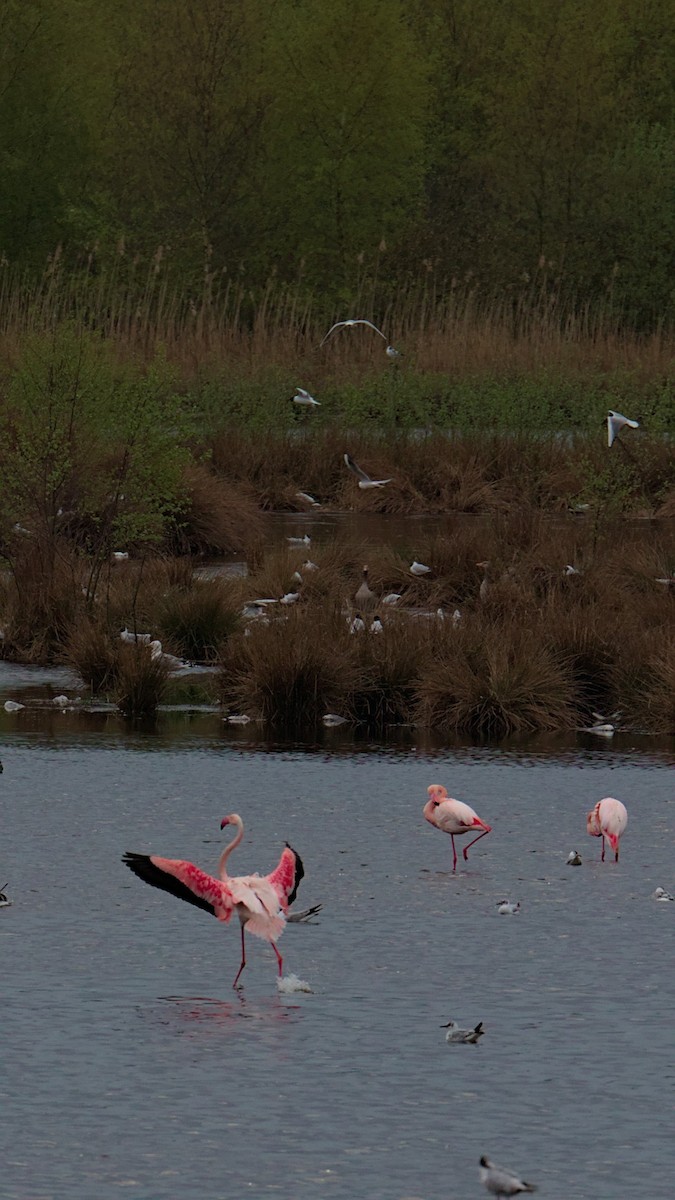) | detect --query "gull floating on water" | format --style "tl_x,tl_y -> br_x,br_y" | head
292,387 -> 320,407
287,534 -> 311,547
343,453 -> 392,489
652,887 -> 674,901
226,714 -> 251,725
441,1019 -> 485,1044
497,899 -> 520,915
566,850 -> 583,866
4,700 -> 24,712
52,695 -> 69,707
479,1155 -> 537,1197
0,883 -> 12,908
323,713 -> 348,727
410,560 -> 431,576
296,491 -> 320,508
607,409 -> 639,448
